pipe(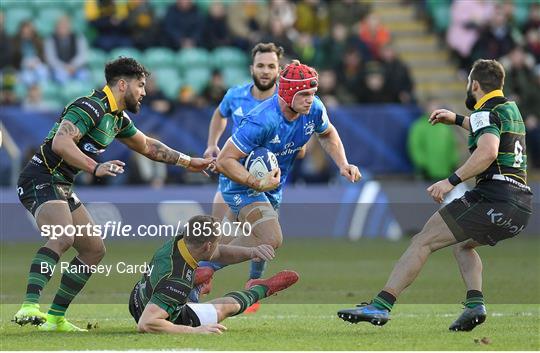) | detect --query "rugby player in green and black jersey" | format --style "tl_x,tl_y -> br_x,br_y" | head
338,59 -> 533,331
130,215 -> 298,334
13,57 -> 213,332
